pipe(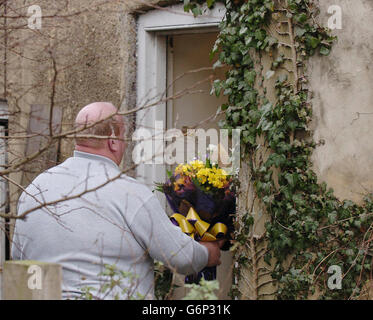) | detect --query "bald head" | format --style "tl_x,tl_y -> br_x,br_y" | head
75,102 -> 118,128
74,102 -> 126,165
